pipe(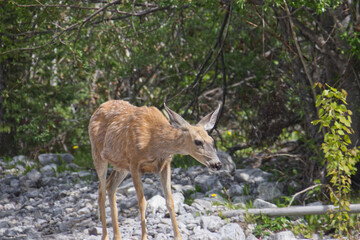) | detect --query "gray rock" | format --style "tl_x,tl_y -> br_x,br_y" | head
253,198 -> 278,209
119,196 -> 138,210
147,195 -> 167,214
10,179 -> 19,188
201,215 -> 224,232
172,184 -> 195,194
173,192 -> 185,214
192,199 -> 212,213
234,168 -> 272,183
13,155 -> 29,162
154,233 -> 169,240
187,166 -> 205,179
177,212 -> 197,224
78,171 -> 91,178
78,206 -> 91,215
246,234 -> 259,240
194,175 -> 223,192
257,182 -> 282,201
26,169 -> 41,183
15,164 -> 26,173
190,226 -> 219,240
88,226 -> 101,236
228,184 -> 244,197
67,163 -> 81,170
60,153 -> 74,163
217,150 -> 236,175
270,230 -> 297,240
218,223 -> 246,240
25,189 -> 40,198
38,153 -> 74,166
0,221 -> 9,228
38,153 -> 59,165
40,163 -> 57,173
59,222 -> 70,232
4,226 -> 26,237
